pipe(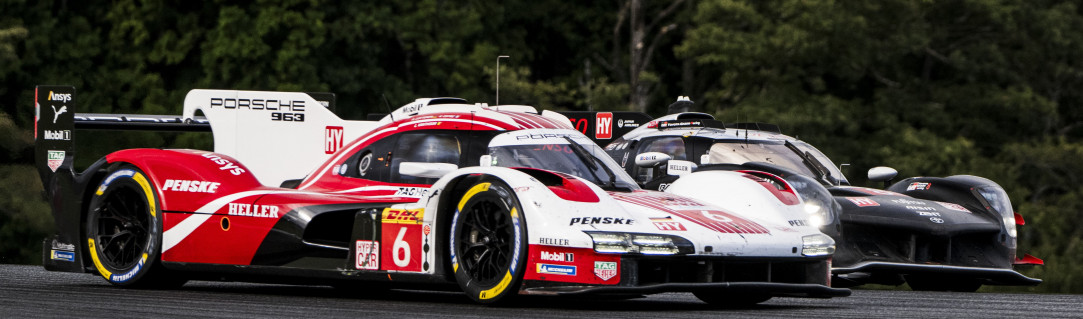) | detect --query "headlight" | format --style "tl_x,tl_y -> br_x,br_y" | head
801,234 -> 835,256
786,175 -> 836,227
585,232 -> 692,255
977,186 -> 1017,238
